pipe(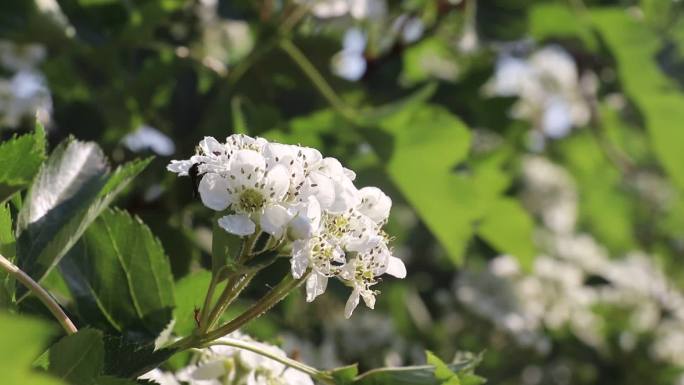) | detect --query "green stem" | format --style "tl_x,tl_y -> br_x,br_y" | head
0,253 -> 77,335
279,40 -> 358,121
199,271 -> 311,345
197,273 -> 220,332
204,271 -> 257,332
